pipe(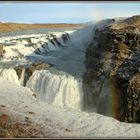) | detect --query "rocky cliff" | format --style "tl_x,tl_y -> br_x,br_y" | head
0,44 -> 6,58
83,15 -> 140,123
